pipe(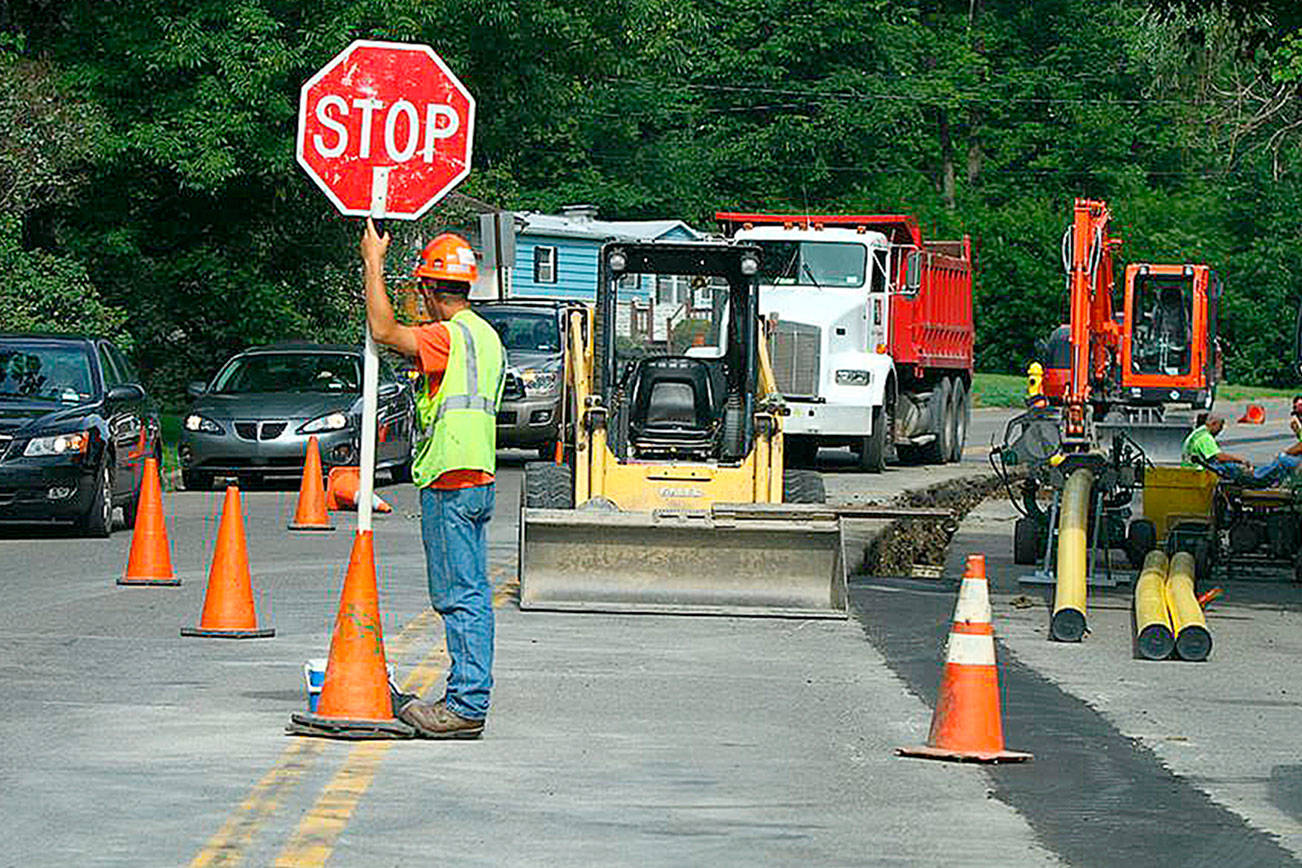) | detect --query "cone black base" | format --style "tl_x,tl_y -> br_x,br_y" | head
897,745 -> 1033,764
288,522 -> 334,532
118,578 -> 182,587
181,627 -> 275,639
286,712 -> 415,740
